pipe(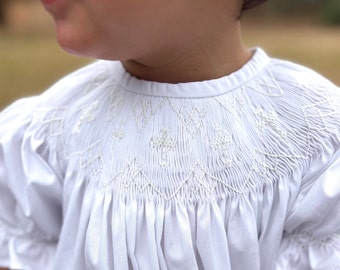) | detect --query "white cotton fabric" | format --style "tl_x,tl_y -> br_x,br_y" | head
0,49 -> 340,270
